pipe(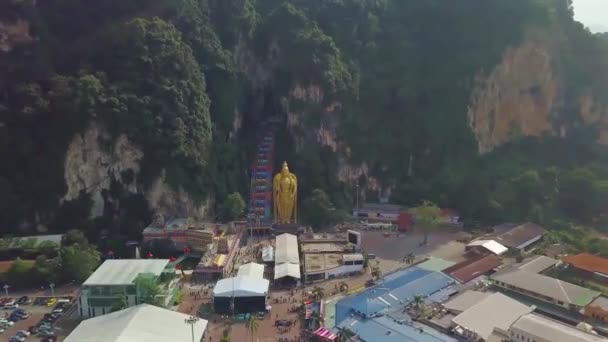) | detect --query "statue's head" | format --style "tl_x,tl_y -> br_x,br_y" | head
281,161 -> 289,175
